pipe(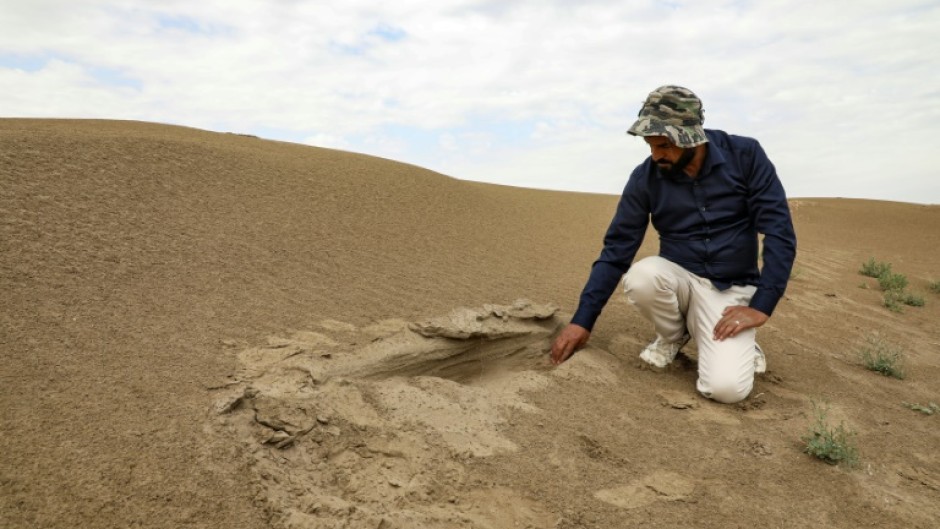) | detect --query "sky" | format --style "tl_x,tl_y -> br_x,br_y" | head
2,0 -> 939,204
